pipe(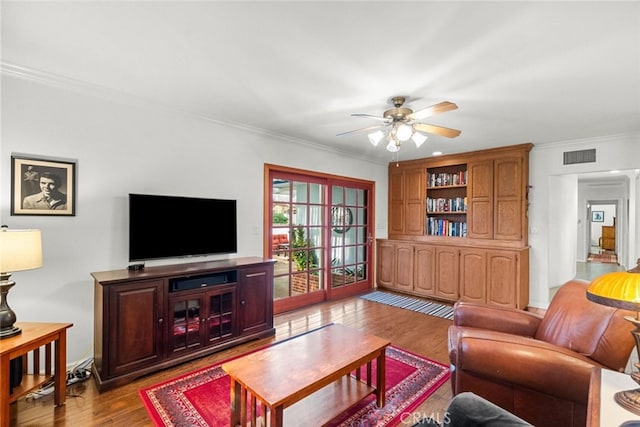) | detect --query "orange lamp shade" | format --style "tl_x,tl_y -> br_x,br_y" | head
586,259 -> 640,311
